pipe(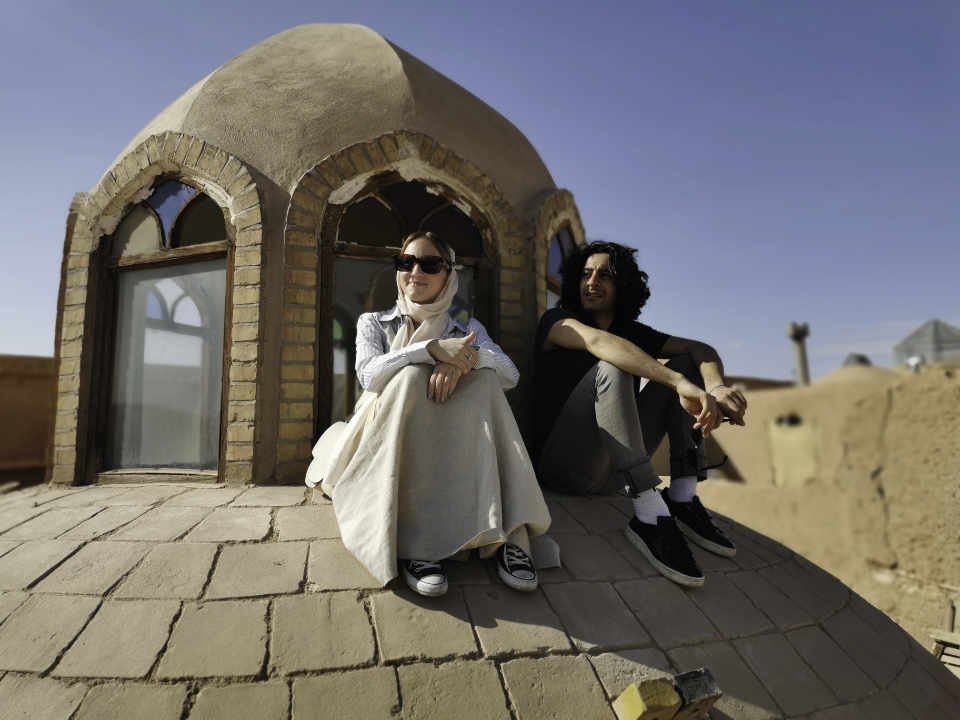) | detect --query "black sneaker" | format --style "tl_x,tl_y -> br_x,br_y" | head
401,559 -> 448,597
496,543 -> 538,592
661,491 -> 737,558
624,516 -> 705,587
